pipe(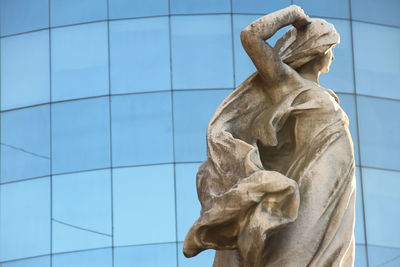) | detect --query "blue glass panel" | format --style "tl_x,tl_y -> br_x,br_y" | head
357,97 -> 400,170
178,242 -> 215,267
113,165 -> 176,246
293,0 -> 349,18
109,0 -> 168,20
176,163 -> 201,241
51,22 -> 109,101
368,245 -> 400,267
52,169 -> 112,253
232,15 -> 289,86
336,94 -> 359,165
352,0 -> 400,27
173,90 -> 230,162
114,243 -> 177,267
232,0 -> 290,14
0,0 -> 48,36
52,248 -> 112,267
319,19 -> 354,94
2,256 -> 50,267
363,168 -> 400,248
355,245 -> 367,267
171,15 -> 234,89
1,105 -> 50,183
170,0 -> 230,14
354,168 -> 365,244
353,22 -> 400,100
50,0 -> 107,27
0,178 -> 50,262
1,31 -> 50,110
111,92 -> 173,167
51,97 -> 110,174
109,17 -> 170,94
